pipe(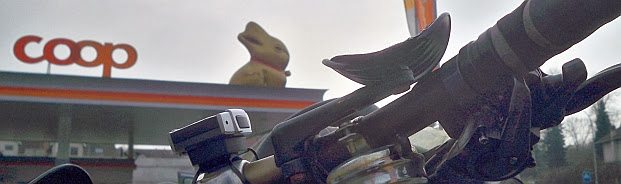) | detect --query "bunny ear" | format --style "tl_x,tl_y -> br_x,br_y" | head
322,13 -> 451,86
